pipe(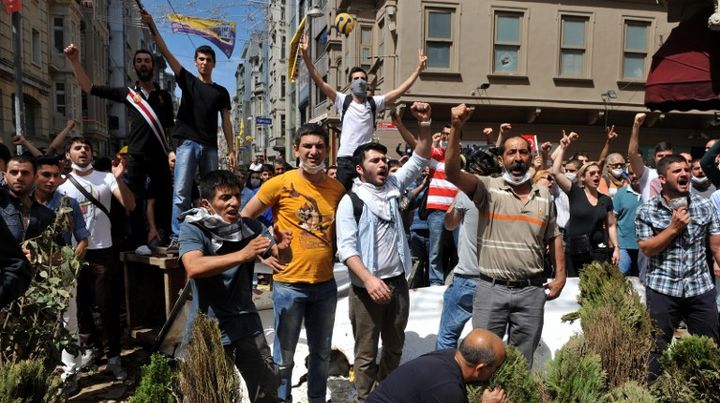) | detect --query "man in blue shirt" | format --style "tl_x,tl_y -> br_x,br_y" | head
179,170 -> 291,402
613,165 -> 642,276
636,154 -> 720,380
